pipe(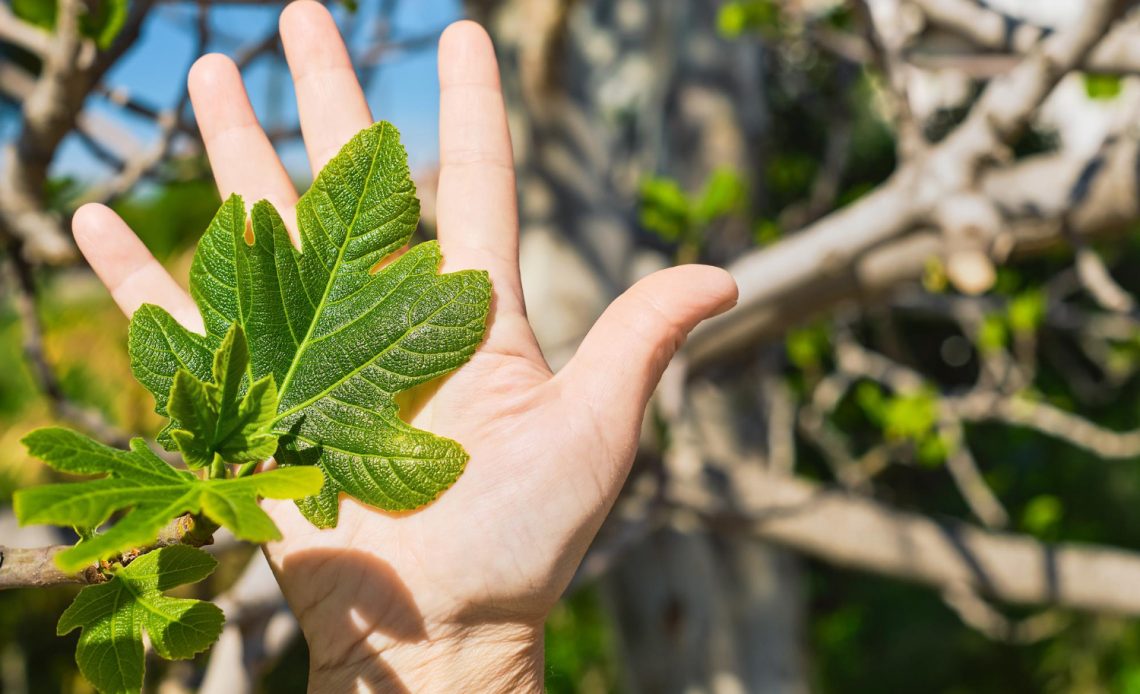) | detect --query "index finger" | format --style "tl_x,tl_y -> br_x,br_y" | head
72,204 -> 202,331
